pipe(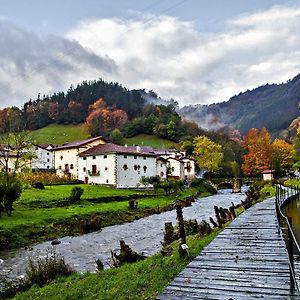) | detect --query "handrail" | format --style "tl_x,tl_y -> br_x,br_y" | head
275,184 -> 300,298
